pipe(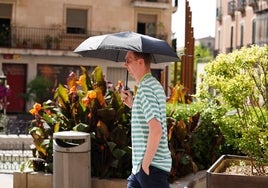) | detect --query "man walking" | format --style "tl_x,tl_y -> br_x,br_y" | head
121,51 -> 171,188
